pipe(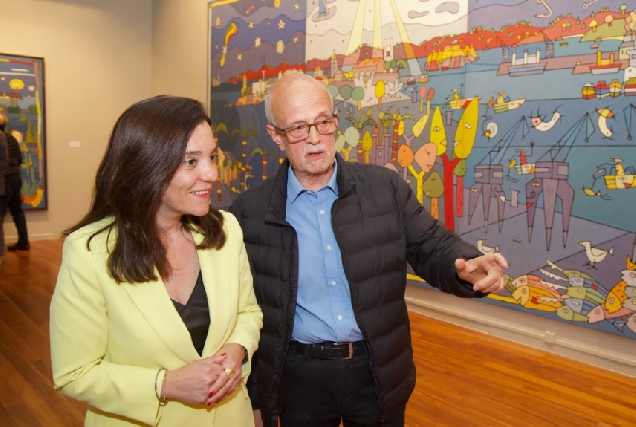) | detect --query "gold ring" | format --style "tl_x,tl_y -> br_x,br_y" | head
224,368 -> 234,378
